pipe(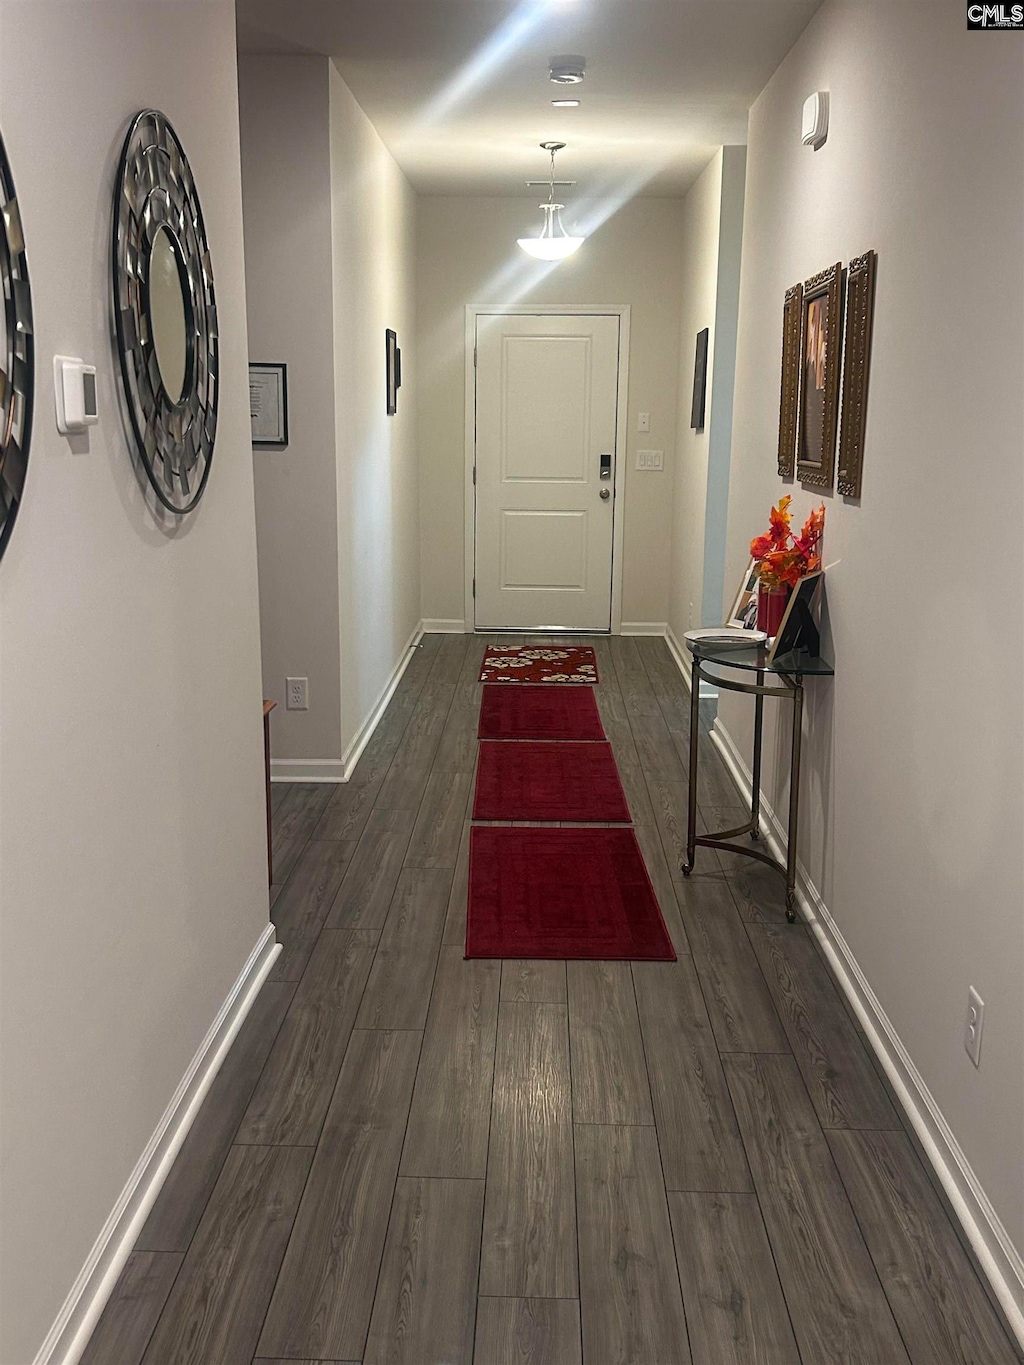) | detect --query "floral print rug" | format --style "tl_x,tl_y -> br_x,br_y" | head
479,645 -> 599,684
